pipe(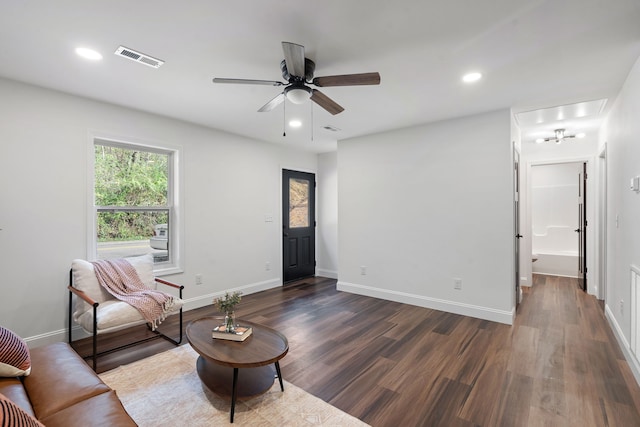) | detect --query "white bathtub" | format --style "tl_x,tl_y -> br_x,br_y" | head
532,251 -> 578,277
